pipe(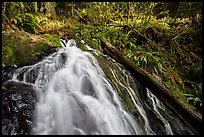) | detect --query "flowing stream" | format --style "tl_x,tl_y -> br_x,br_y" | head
6,39 -> 194,135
